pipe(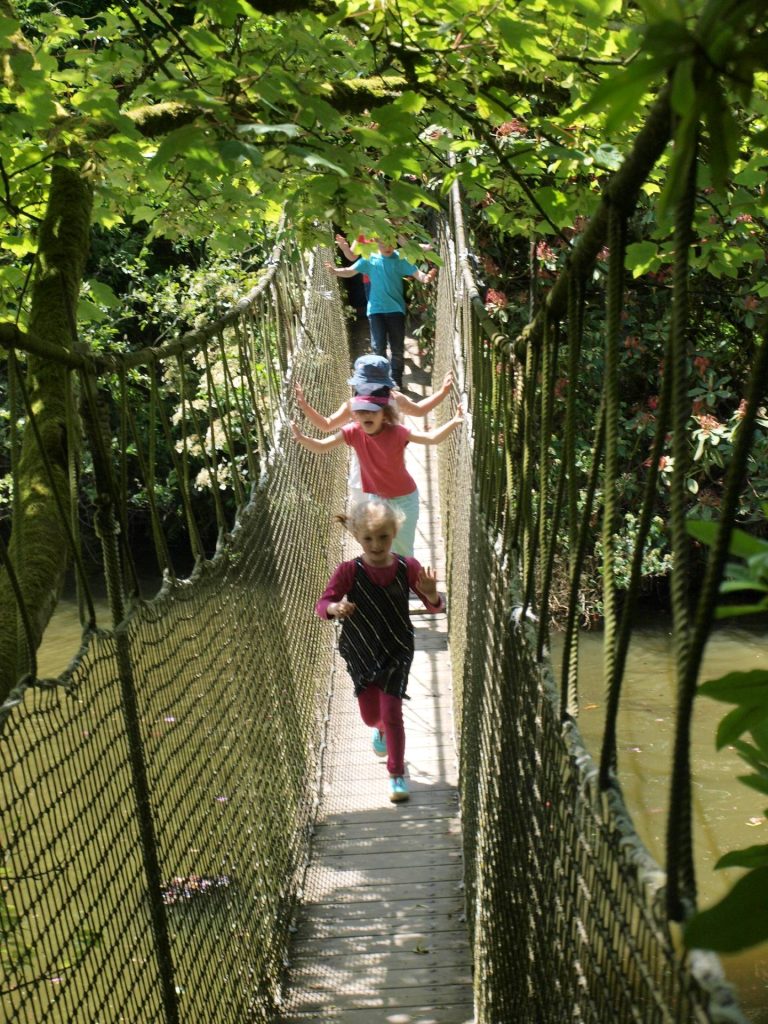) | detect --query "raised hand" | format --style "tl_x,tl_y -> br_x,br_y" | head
416,565 -> 439,604
294,381 -> 308,409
